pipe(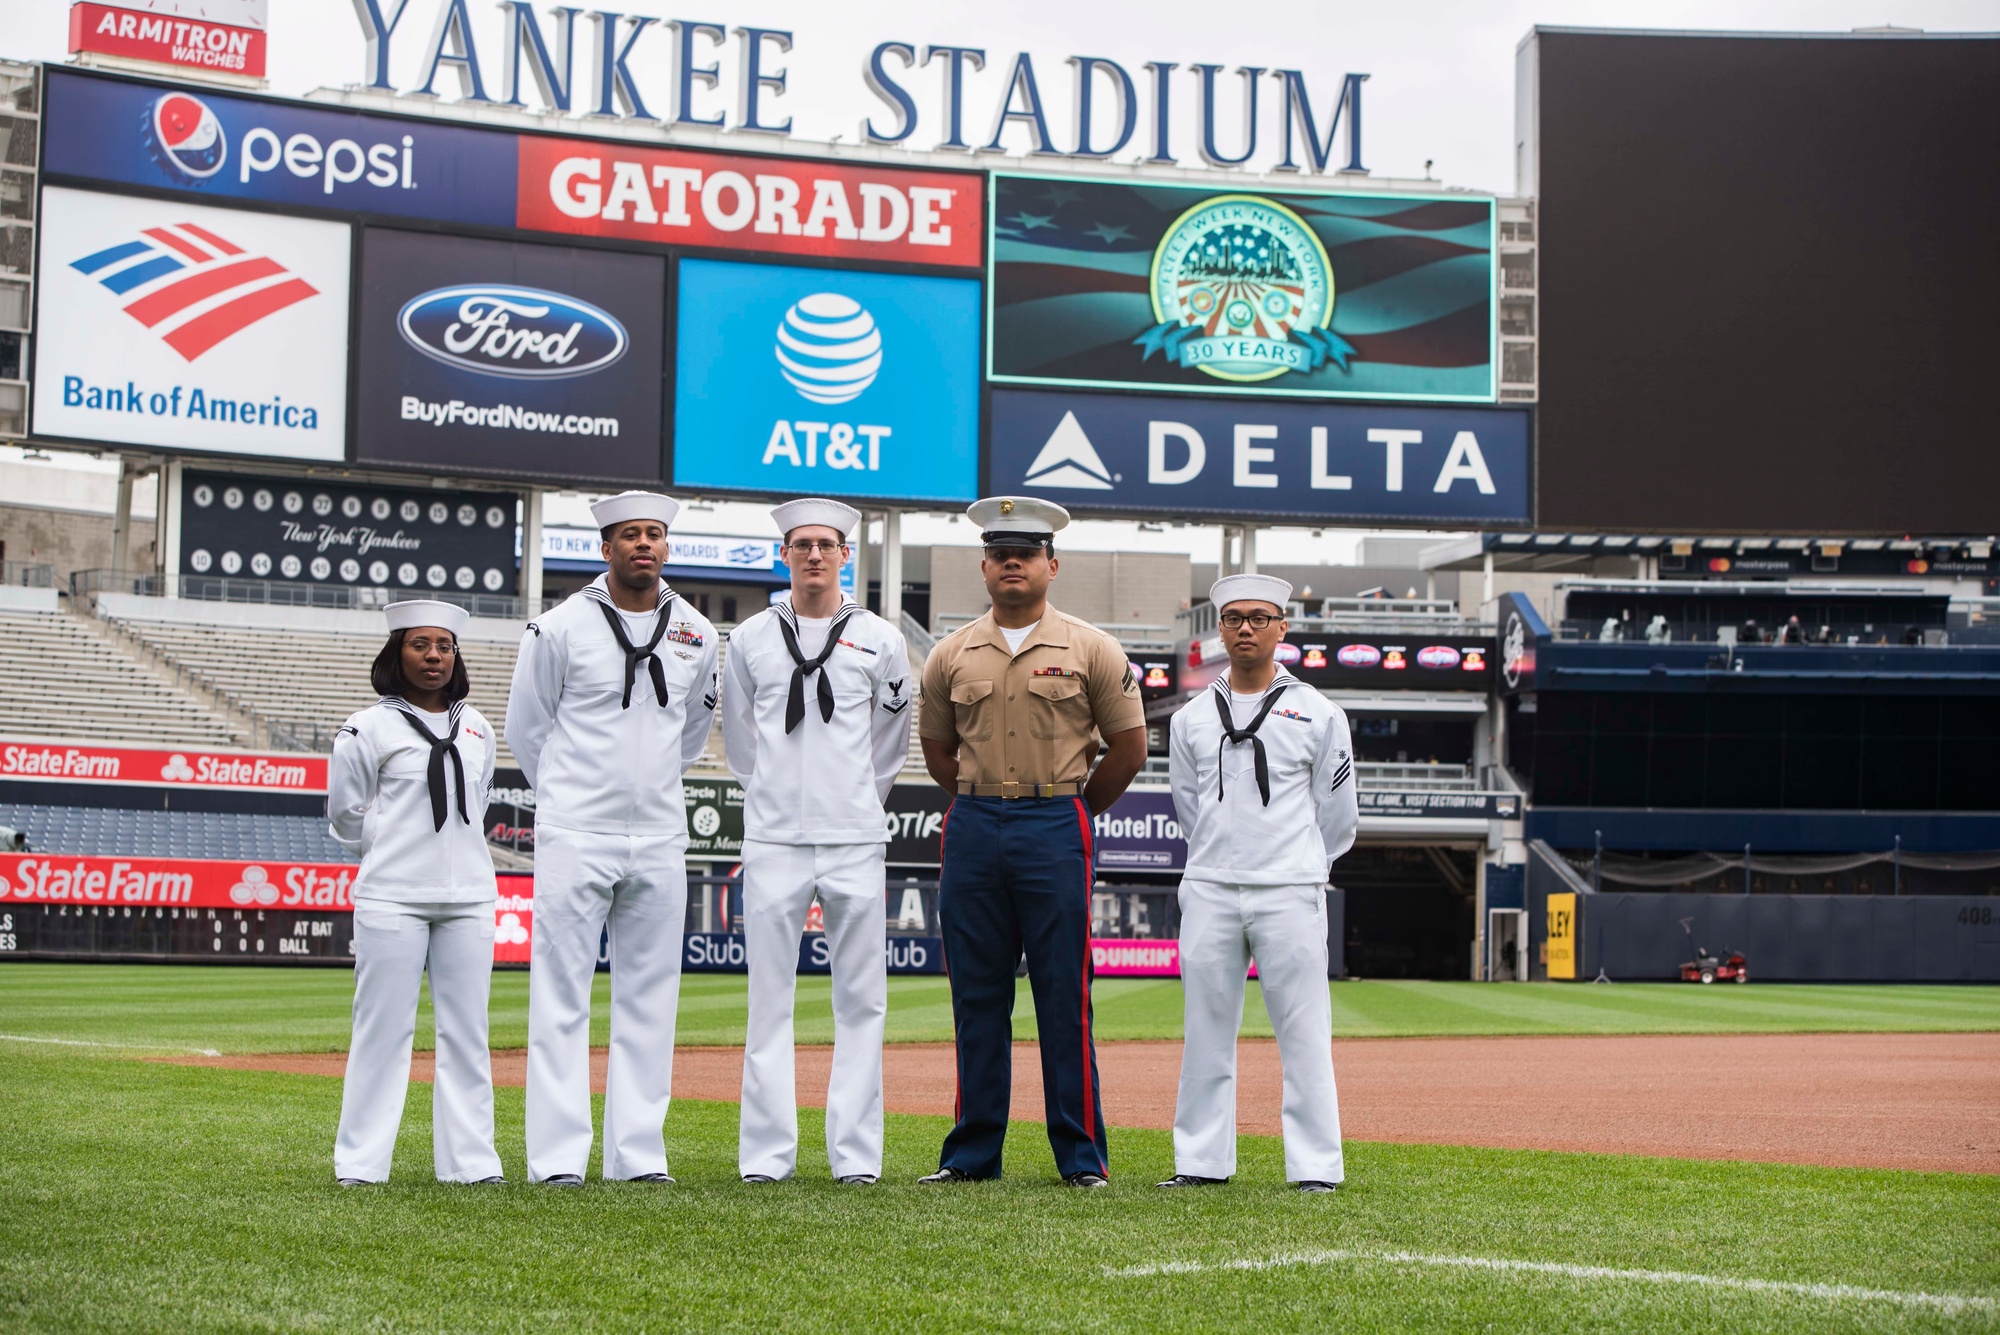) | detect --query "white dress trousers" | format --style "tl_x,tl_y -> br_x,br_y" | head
335,900 -> 503,1183
738,839 -> 888,1180
525,823 -> 689,1182
1173,879 -> 1344,1184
